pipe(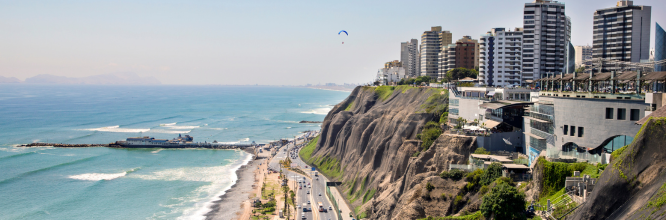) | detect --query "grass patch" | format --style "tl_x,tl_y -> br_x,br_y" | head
363,188 -> 376,203
419,121 -> 442,151
344,101 -> 354,111
538,188 -> 566,207
421,90 -> 448,114
647,182 -> 666,213
374,86 -> 396,101
299,136 -> 319,163
396,85 -> 416,93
